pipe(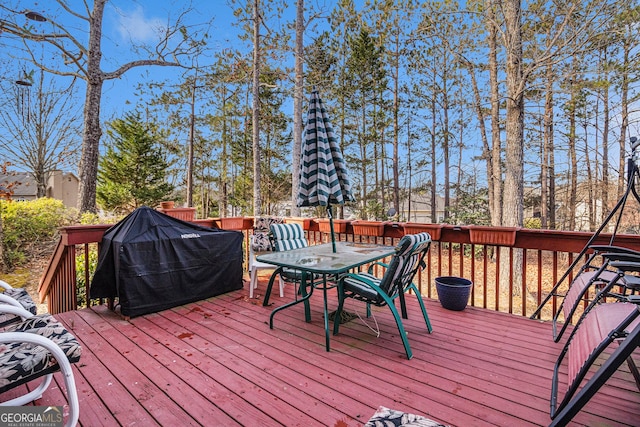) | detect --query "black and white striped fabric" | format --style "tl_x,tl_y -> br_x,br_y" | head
342,232 -> 432,305
297,90 -> 355,208
270,223 -> 308,252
